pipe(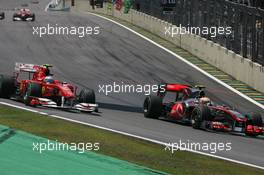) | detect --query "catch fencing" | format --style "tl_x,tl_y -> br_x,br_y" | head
134,0 -> 264,65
